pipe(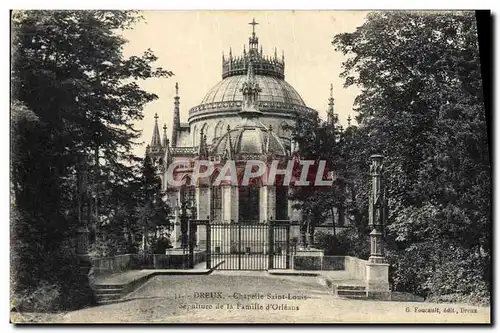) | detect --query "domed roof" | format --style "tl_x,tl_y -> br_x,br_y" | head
200,75 -> 305,107
212,119 -> 287,158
